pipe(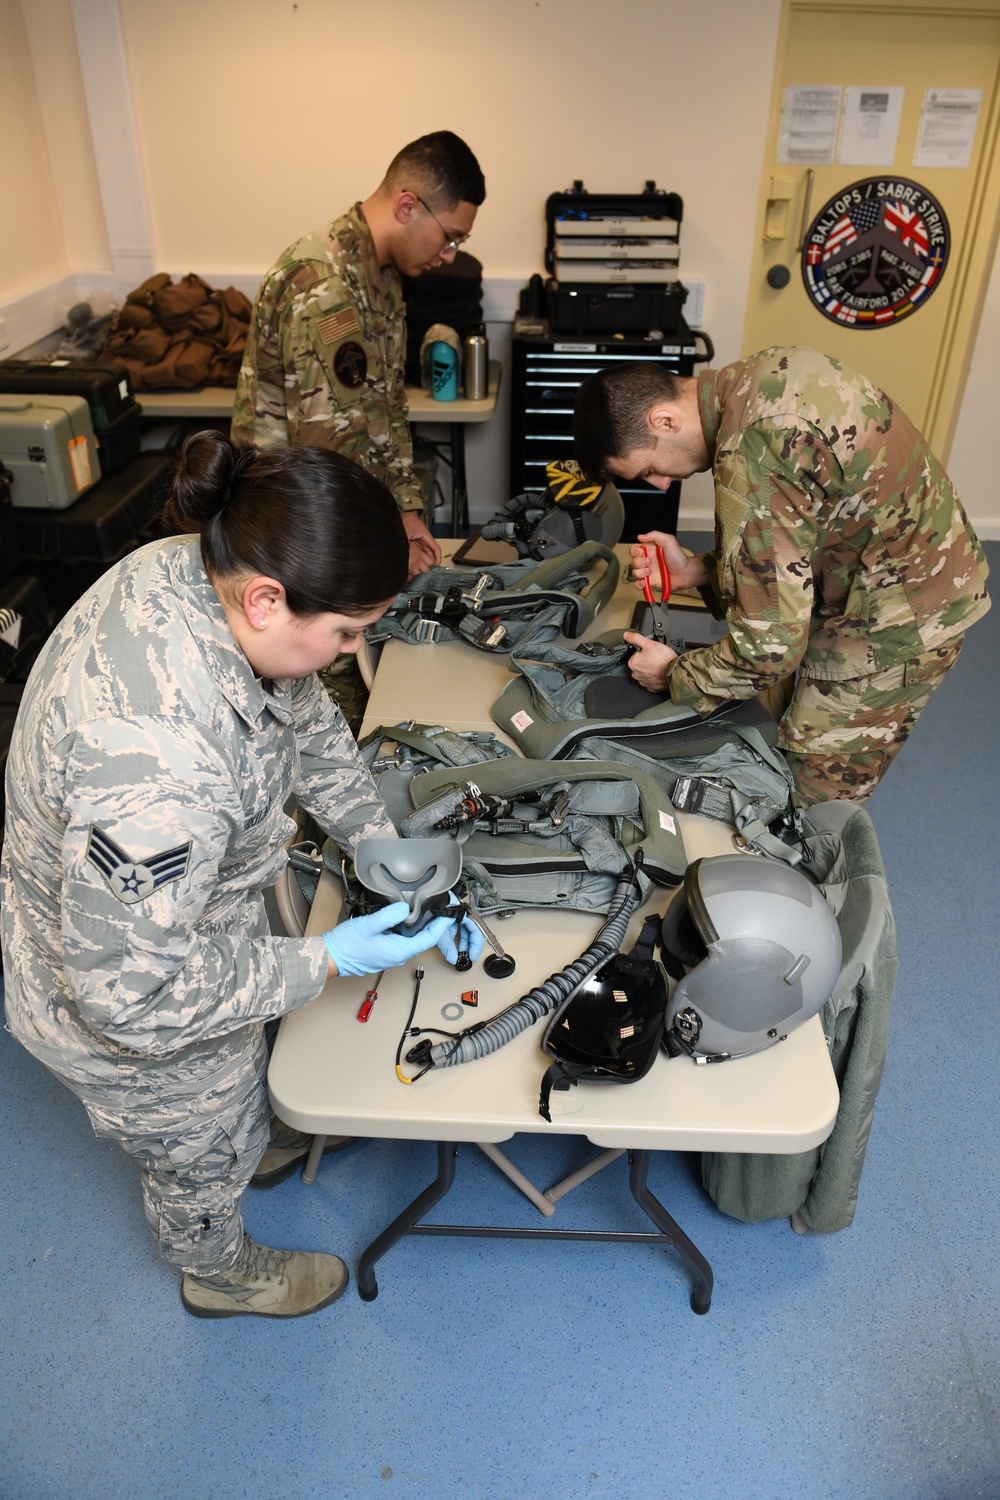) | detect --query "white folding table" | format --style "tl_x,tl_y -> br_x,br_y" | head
270,548 -> 838,1312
